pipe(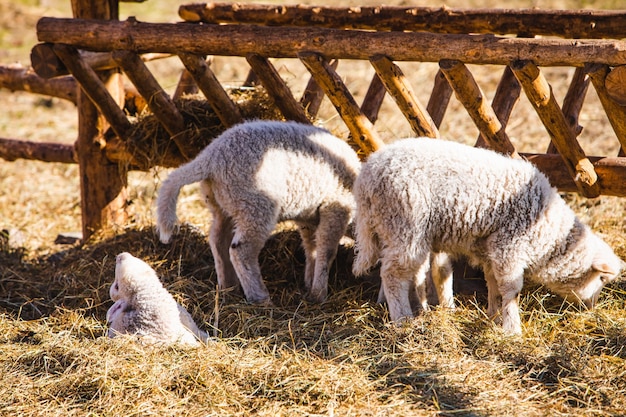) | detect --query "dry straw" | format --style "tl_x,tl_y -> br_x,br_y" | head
1,216 -> 626,415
